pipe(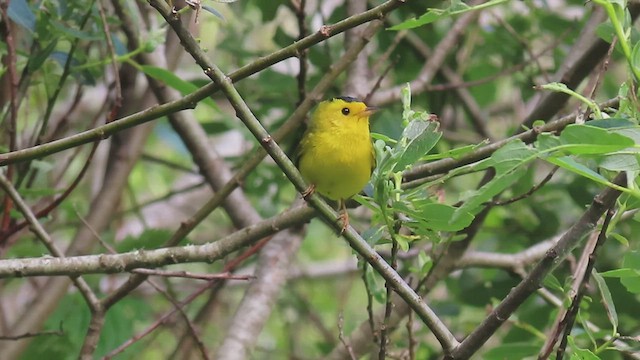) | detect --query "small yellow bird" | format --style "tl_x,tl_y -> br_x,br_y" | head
297,96 -> 377,232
